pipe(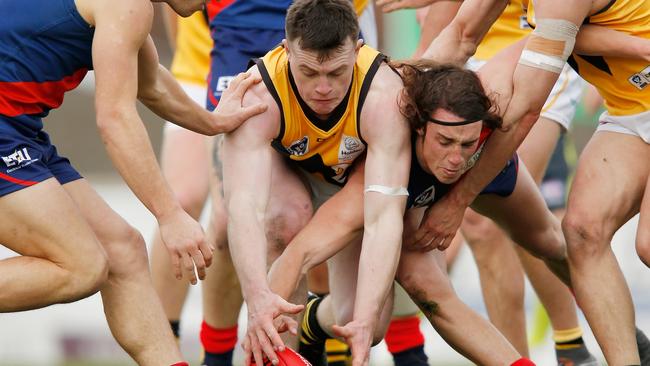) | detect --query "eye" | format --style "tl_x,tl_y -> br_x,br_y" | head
462,142 -> 475,148
439,139 -> 452,146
